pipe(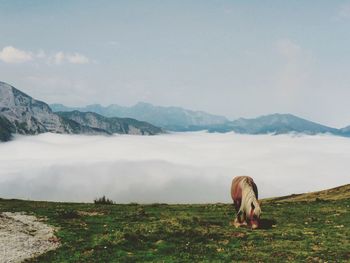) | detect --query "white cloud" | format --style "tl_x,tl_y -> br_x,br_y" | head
274,38 -> 312,101
337,3 -> 350,19
0,46 -> 33,63
106,40 -> 119,46
0,132 -> 348,203
0,46 -> 89,65
276,39 -> 301,60
66,53 -> 89,64
36,50 -> 46,59
51,51 -> 89,65
52,51 -> 65,65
